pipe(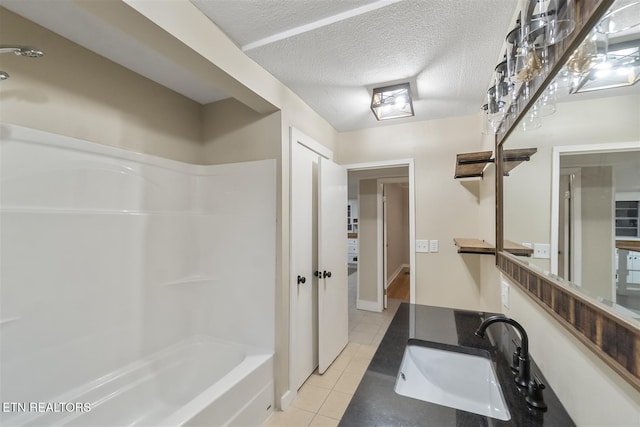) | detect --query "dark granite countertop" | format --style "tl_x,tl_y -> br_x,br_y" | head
339,303 -> 575,427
